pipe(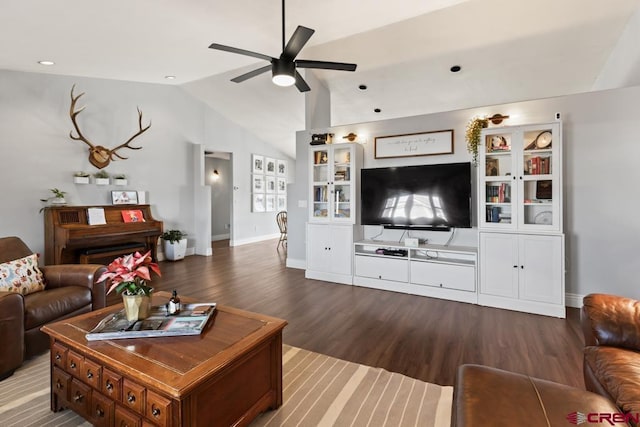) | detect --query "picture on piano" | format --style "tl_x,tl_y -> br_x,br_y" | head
112,190 -> 138,205
122,209 -> 146,223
